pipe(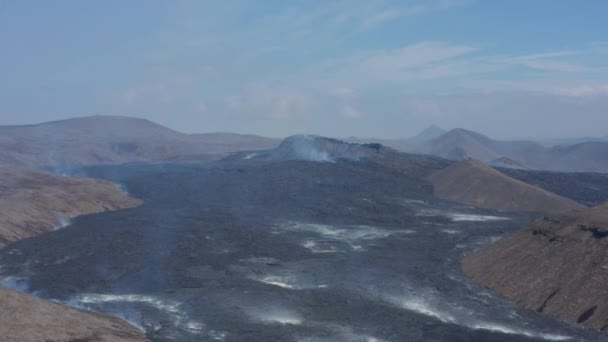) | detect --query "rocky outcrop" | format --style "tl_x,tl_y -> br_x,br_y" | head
0,165 -> 142,247
462,203 -> 608,330
0,286 -> 146,341
428,159 -> 585,213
